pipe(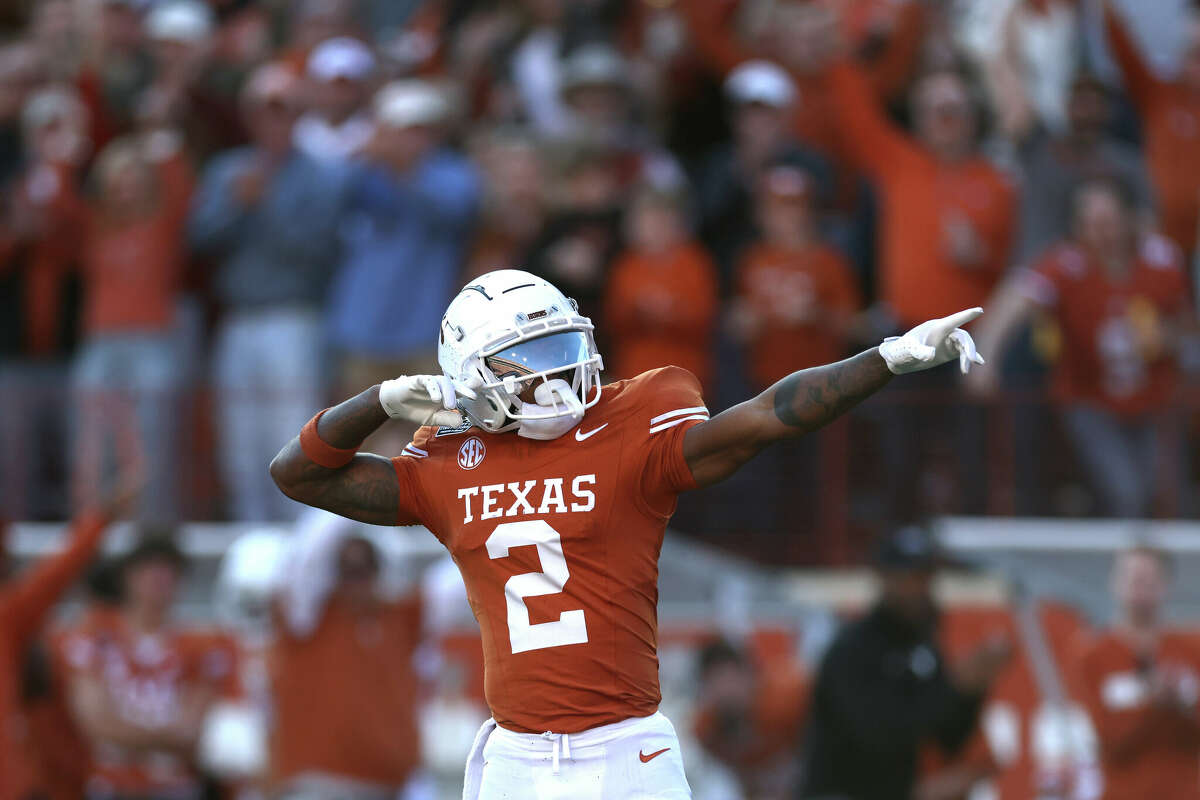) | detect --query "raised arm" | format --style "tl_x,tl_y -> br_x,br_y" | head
270,376 -> 461,524
683,309 -> 984,487
0,513 -> 108,647
1103,2 -> 1165,112
827,59 -> 917,176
